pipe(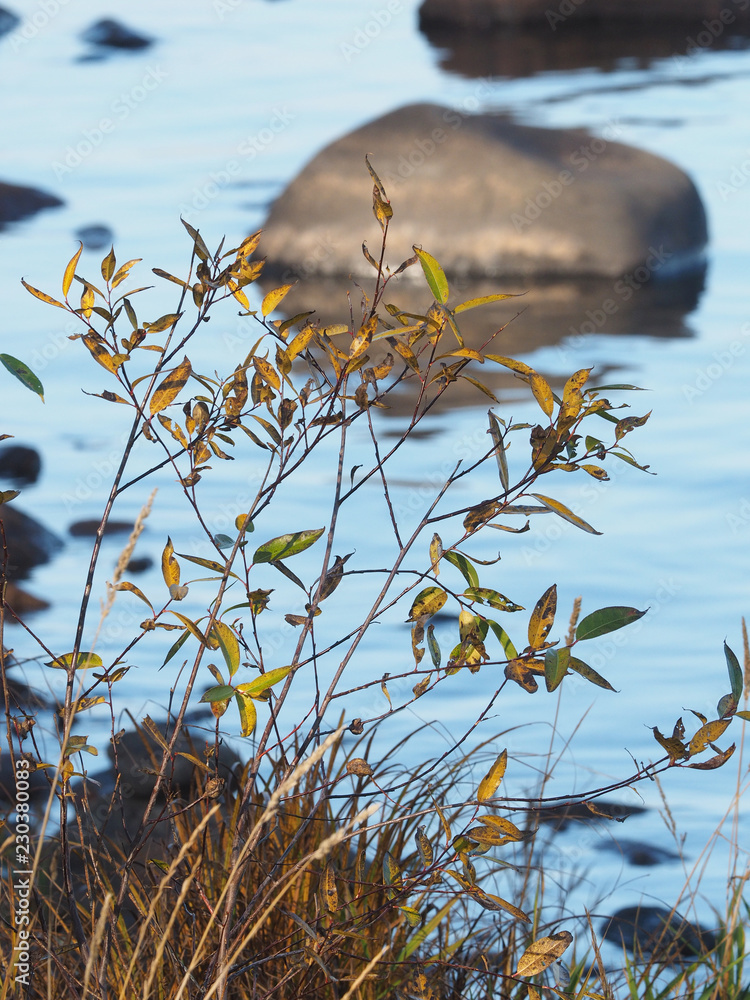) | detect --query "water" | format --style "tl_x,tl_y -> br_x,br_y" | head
1,0 -> 749,948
